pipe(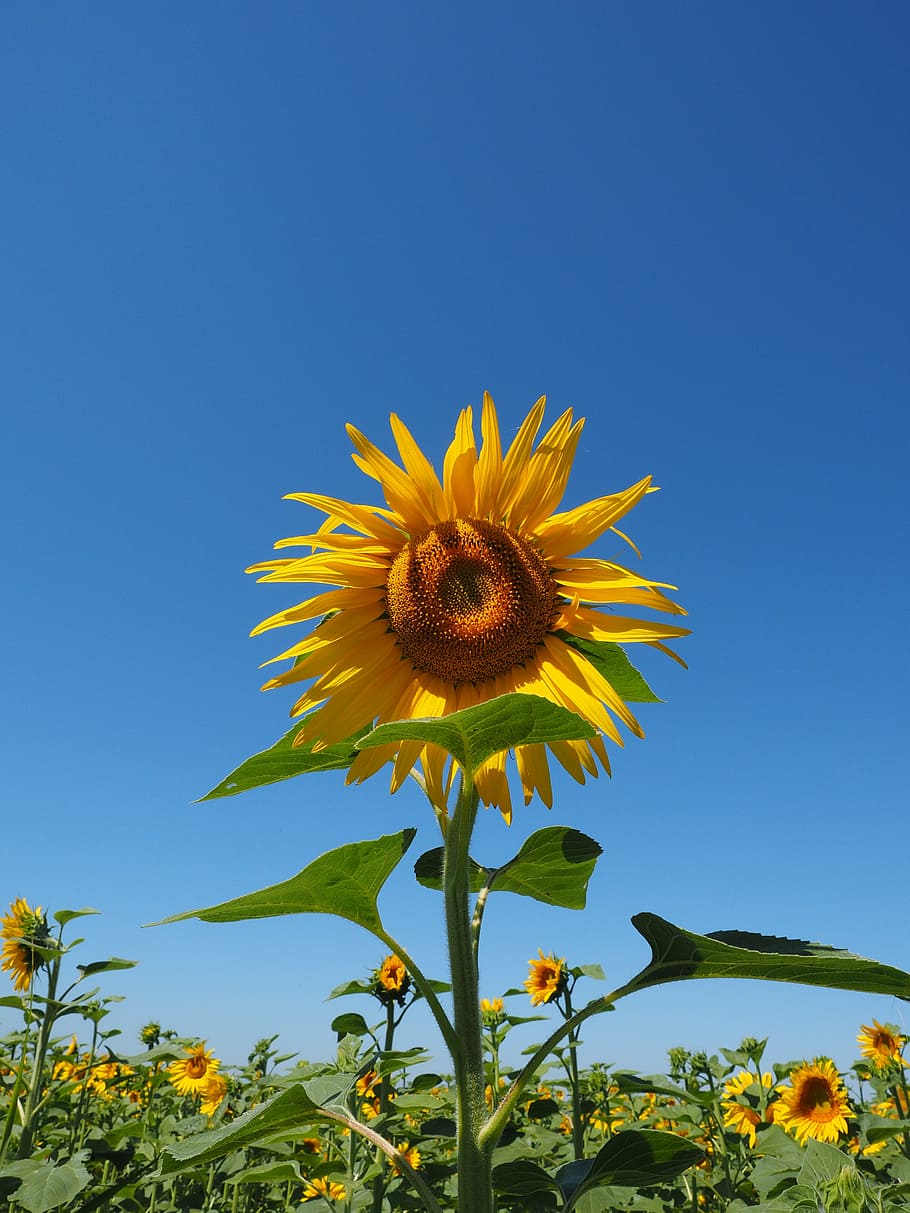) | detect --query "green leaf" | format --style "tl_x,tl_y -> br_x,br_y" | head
7,1153 -> 91,1213
414,848 -> 488,893
490,828 -> 602,909
327,978 -> 375,1000
199,718 -> 371,800
798,1138 -> 852,1187
151,830 -> 416,936
330,1013 -> 371,1038
862,1114 -> 910,1144
76,958 -> 137,977
491,1159 -> 559,1197
53,908 -> 99,927
160,1078 -> 355,1173
357,693 -> 595,774
611,1072 -> 710,1107
414,826 -> 602,911
558,1129 -> 703,1210
0,996 -> 24,1010
225,1160 -> 303,1185
627,914 -> 910,999
558,634 -> 661,703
